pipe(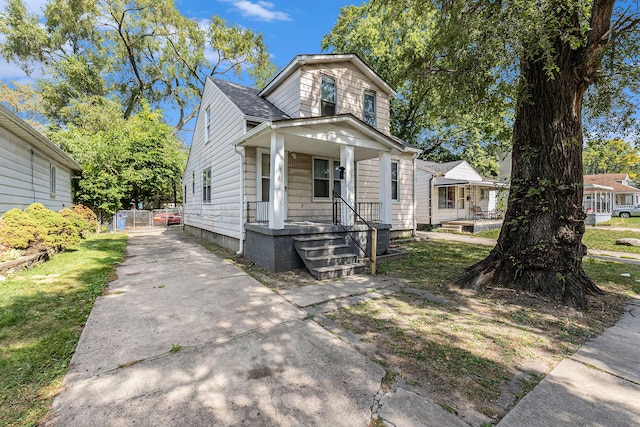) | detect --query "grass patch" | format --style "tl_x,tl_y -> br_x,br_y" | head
0,233 -> 127,427
475,227 -> 640,254
326,240 -> 639,423
595,217 -> 640,228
